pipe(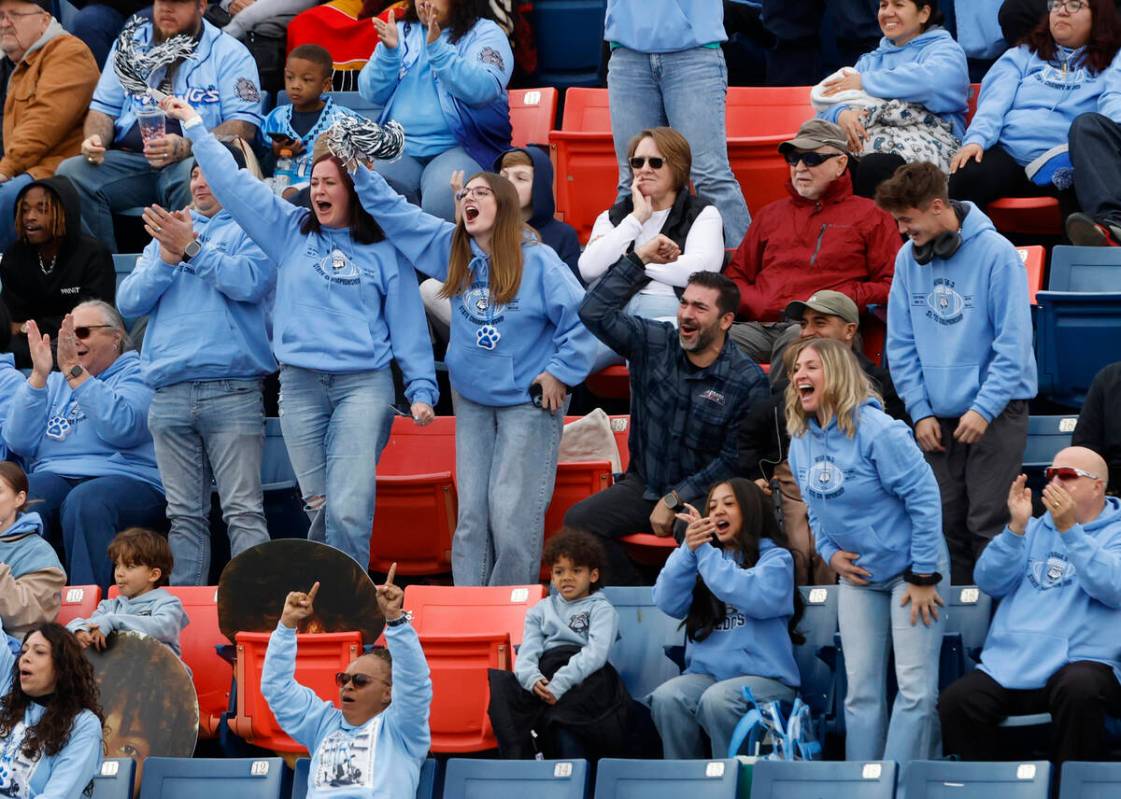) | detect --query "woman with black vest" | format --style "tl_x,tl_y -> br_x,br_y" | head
578,126 -> 725,373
